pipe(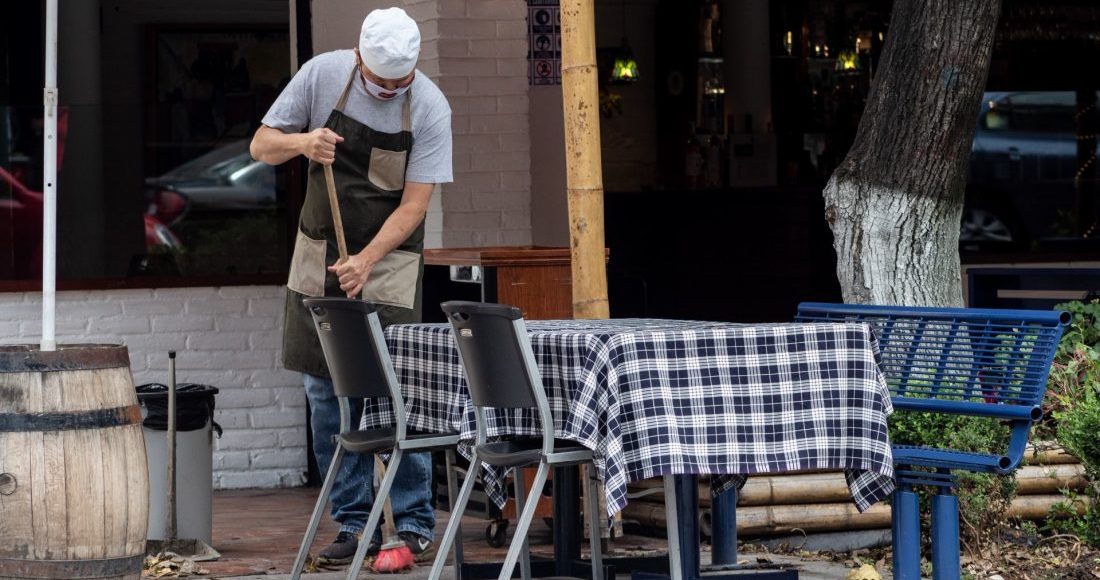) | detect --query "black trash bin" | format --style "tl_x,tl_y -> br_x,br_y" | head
136,383 -> 221,546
